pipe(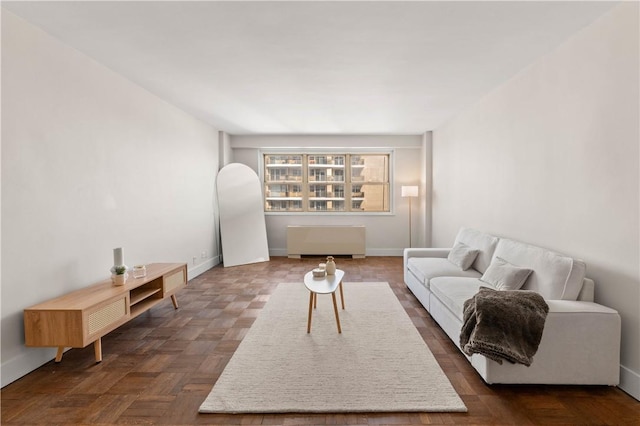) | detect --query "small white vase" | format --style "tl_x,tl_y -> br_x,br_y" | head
114,274 -> 126,286
325,256 -> 336,275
